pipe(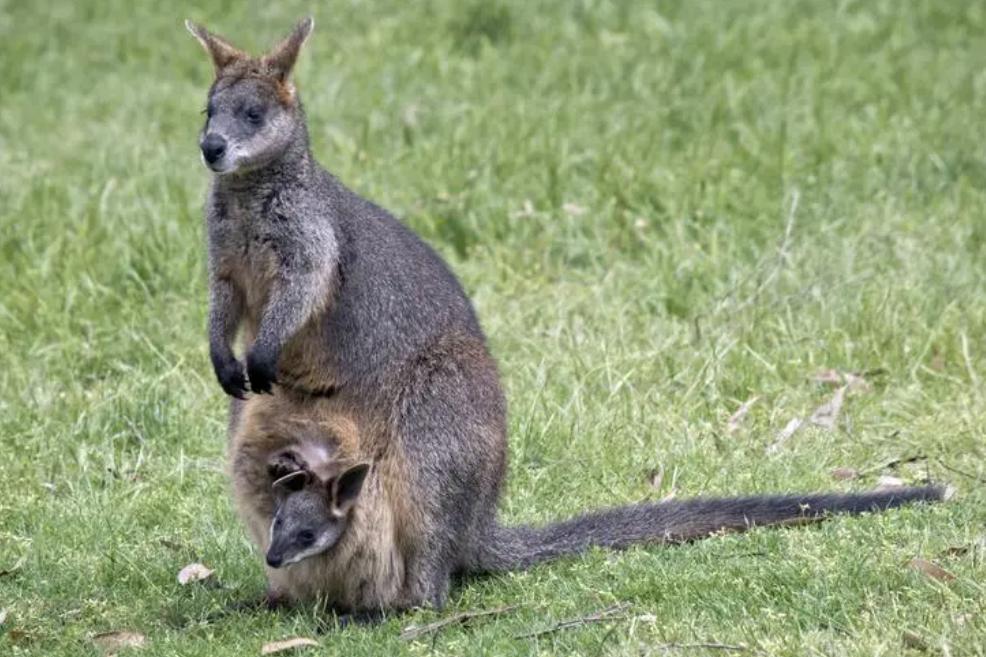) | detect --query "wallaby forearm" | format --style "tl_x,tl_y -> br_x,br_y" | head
247,267 -> 336,392
209,276 -> 247,398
